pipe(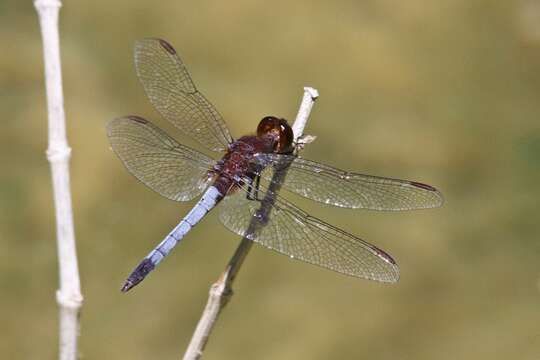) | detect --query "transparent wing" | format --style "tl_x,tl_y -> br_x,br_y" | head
107,116 -> 216,201
134,38 -> 234,152
254,154 -> 443,210
218,178 -> 399,283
